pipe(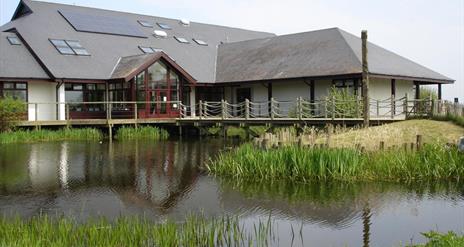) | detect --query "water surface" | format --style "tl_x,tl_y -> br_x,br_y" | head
0,139 -> 463,246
